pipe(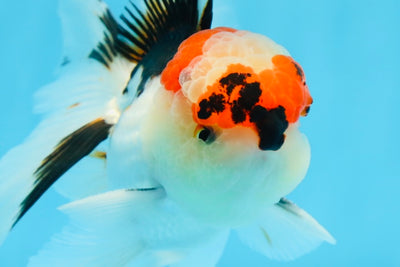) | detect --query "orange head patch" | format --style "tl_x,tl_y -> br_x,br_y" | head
161,27 -> 237,93
161,28 -> 312,150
